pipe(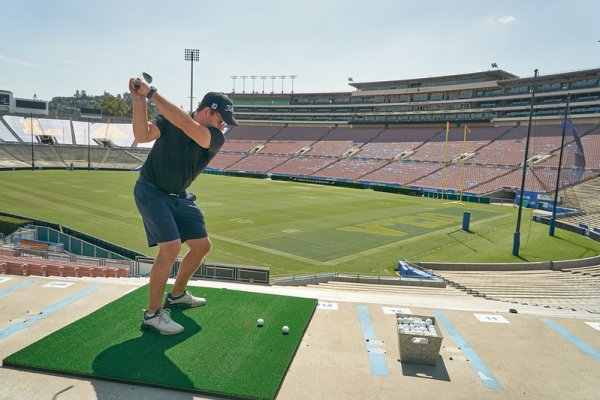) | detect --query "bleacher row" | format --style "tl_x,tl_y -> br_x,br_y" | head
0,254 -> 129,279
211,124 -> 600,195
2,115 -> 600,195
433,267 -> 600,313
0,115 -> 150,148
